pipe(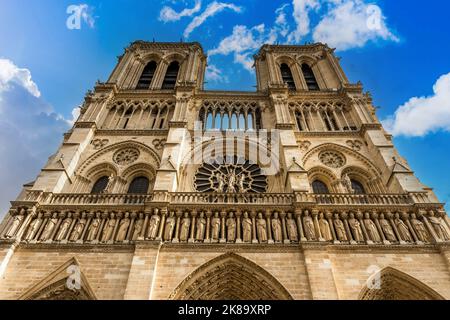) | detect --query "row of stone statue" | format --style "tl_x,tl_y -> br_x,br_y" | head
2,207 -> 450,245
